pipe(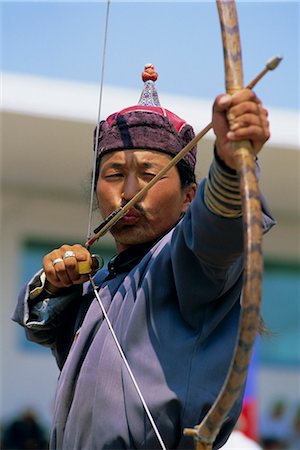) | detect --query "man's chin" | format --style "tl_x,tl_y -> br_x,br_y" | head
111,225 -> 154,248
